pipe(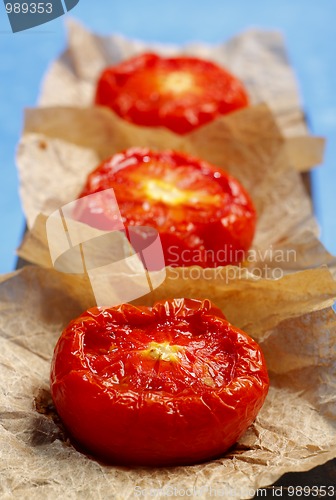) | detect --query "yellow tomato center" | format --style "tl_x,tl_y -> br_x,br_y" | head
142,341 -> 182,362
159,71 -> 197,95
144,179 -> 221,207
